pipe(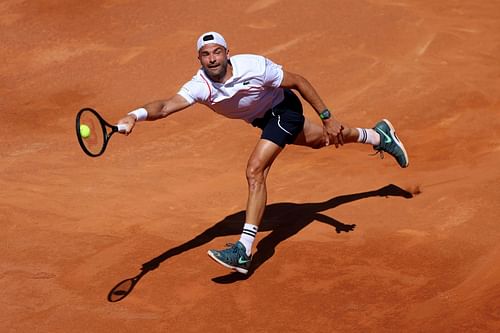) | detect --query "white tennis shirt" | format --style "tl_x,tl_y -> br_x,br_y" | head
177,54 -> 285,123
